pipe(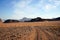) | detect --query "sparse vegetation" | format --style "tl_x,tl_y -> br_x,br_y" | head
0,20 -> 60,40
